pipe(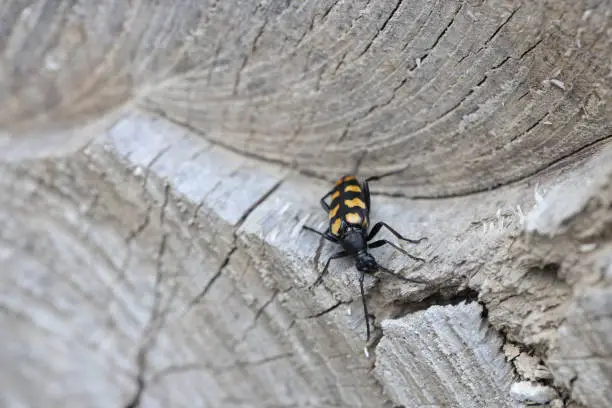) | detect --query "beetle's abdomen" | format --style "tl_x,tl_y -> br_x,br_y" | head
328,175 -> 369,236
